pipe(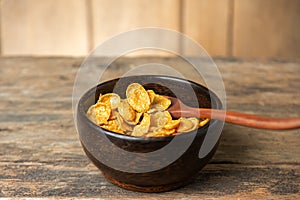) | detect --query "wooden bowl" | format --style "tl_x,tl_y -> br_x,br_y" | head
77,75 -> 223,192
